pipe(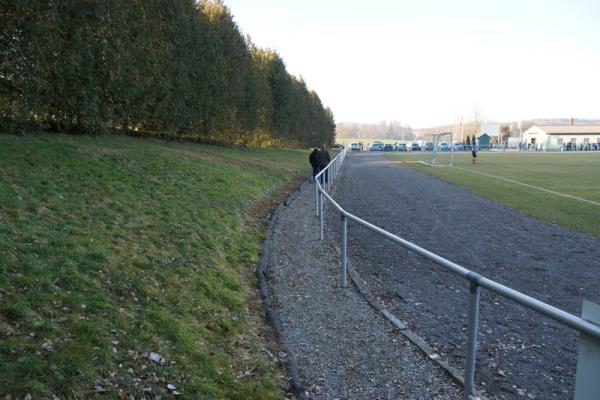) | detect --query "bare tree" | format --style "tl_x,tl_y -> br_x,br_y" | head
472,107 -> 483,139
